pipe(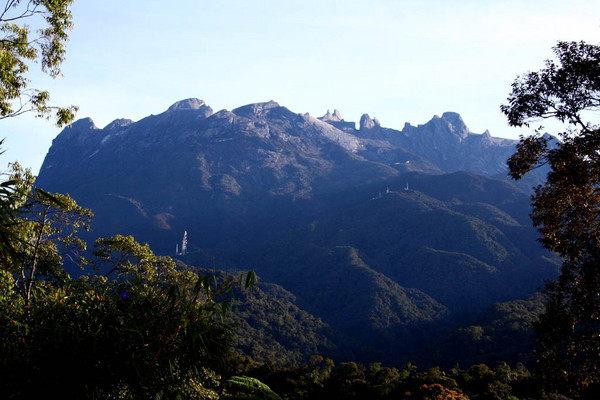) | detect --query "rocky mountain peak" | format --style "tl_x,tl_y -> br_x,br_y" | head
360,113 -> 381,130
167,98 -> 208,111
317,110 -> 356,133
232,100 -> 281,118
441,112 -> 469,137
104,118 -> 134,131
70,117 -> 99,131
320,109 -> 343,122
49,117 -> 100,148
